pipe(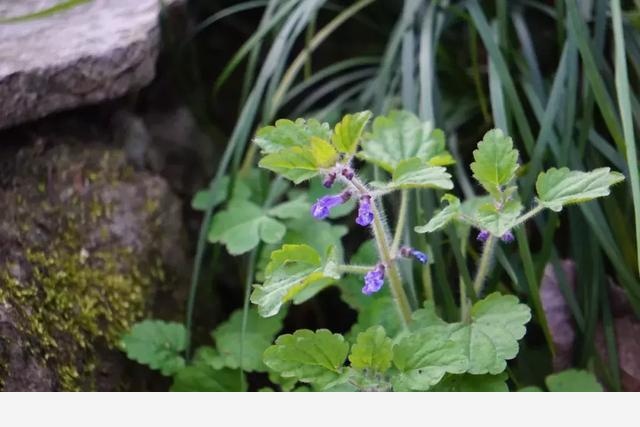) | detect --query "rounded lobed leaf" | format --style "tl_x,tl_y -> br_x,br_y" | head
348,326 -> 393,373
120,320 -> 187,376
